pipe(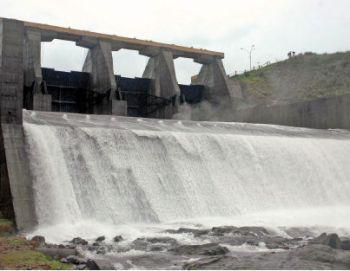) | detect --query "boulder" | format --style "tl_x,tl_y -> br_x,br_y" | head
210,226 -> 268,237
86,259 -> 100,270
70,237 -> 88,246
166,228 -> 210,237
31,235 -> 46,247
341,240 -> 350,250
237,226 -> 269,236
96,246 -> 107,255
170,243 -> 229,256
66,255 -> 86,265
113,235 -> 123,242
76,264 -> 87,270
310,233 -> 342,249
60,258 -> 69,264
211,226 -> 238,236
183,256 -> 224,270
93,259 -> 115,270
95,236 -> 105,242
131,237 -> 178,251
